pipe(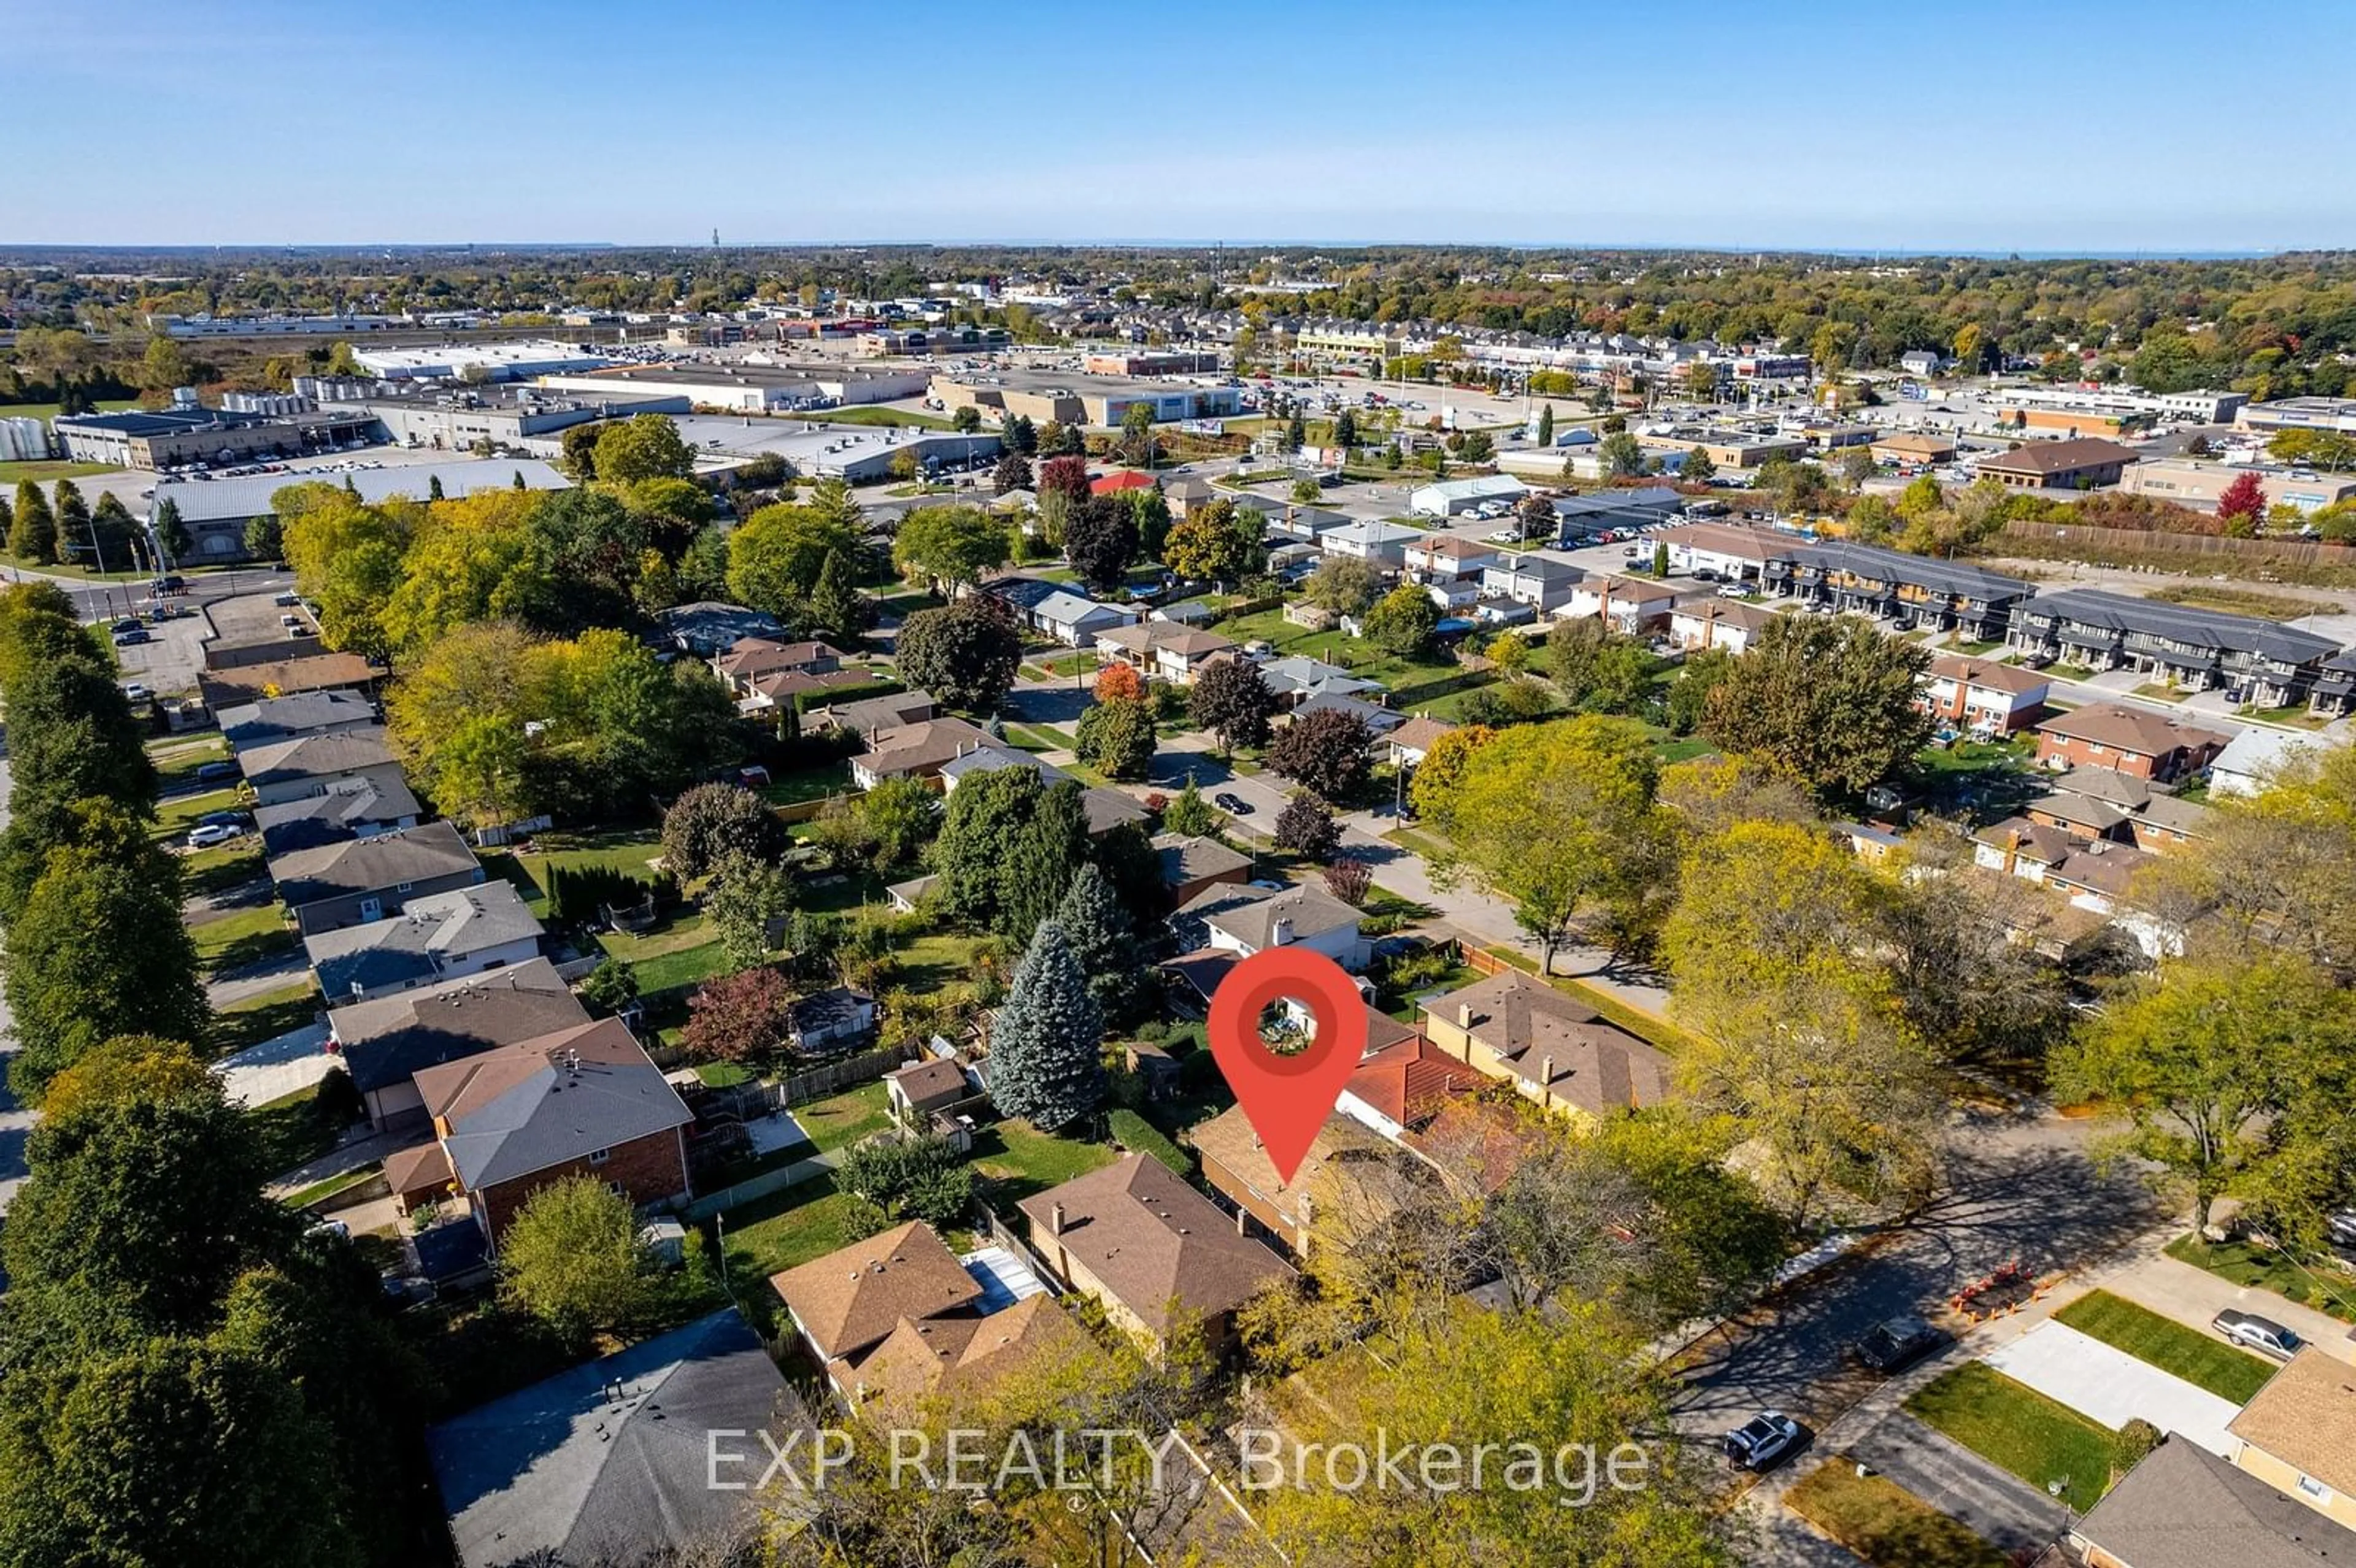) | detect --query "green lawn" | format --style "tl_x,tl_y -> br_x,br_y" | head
891,928 -> 995,993
718,1173 -> 876,1279
2165,1234 -> 2356,1323
696,1061 -> 756,1089
2054,1289 -> 2278,1403
2131,682 -> 2185,703
779,405 -> 953,429
603,922 -> 728,994
1001,723 -> 1070,753
516,824 -> 666,888
212,982 -> 320,1056
1904,1362 -> 2128,1512
1785,1461 -> 2006,1568
244,1078 -> 352,1174
155,785 -> 245,839
189,901 -> 298,974
182,840 -> 266,897
0,459 -> 121,485
149,733 -> 231,787
791,1081 -> 893,1152
477,849 -> 547,918
2049,662 -> 2095,682
1914,736 -> 2033,776
1210,606 -> 1463,693
755,761 -> 852,808
1027,651 -> 1095,678
282,1164 -> 380,1210
968,1121 -> 1118,1204
1649,732 -> 1716,765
